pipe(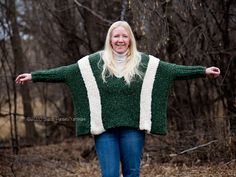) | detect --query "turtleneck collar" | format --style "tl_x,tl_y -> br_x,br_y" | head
112,50 -> 128,63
